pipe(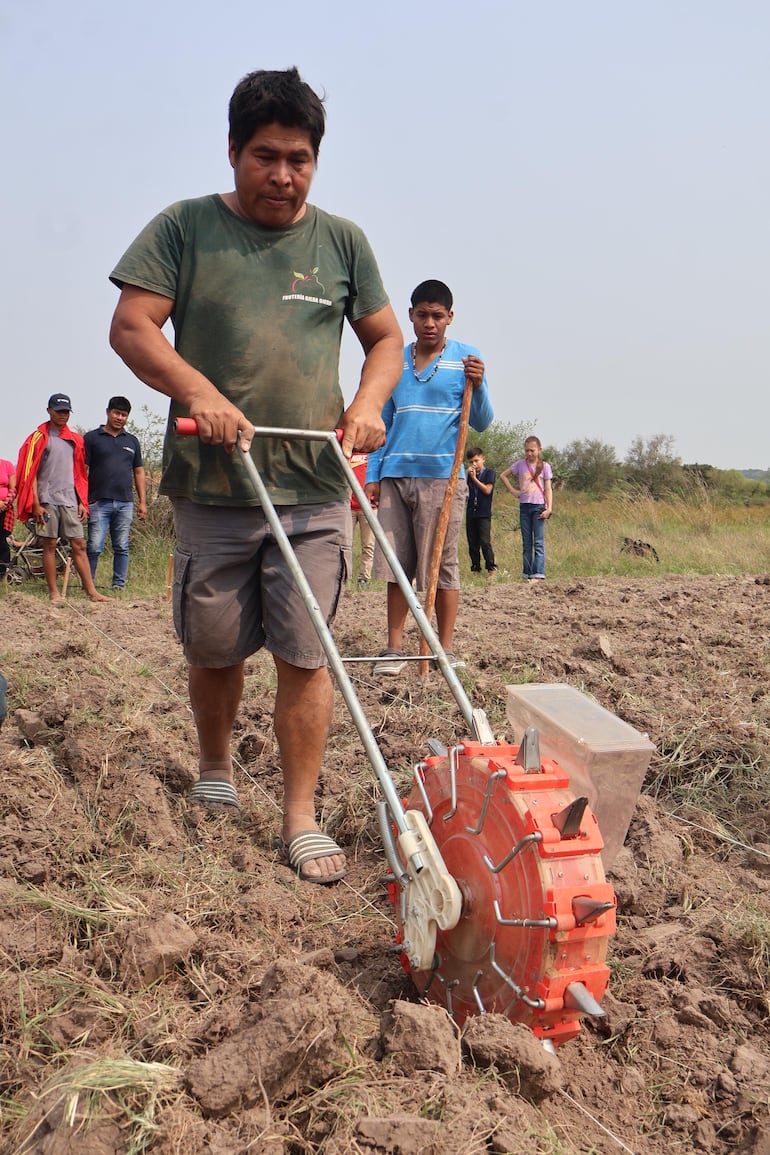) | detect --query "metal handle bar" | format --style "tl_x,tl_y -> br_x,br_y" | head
176,420 -> 493,873
175,419 -> 484,736
175,418 -> 413,850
